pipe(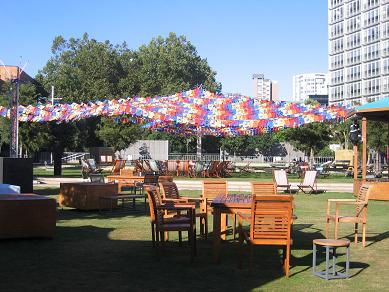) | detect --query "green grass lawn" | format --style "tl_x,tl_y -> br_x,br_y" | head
34,165 -> 354,183
1,187 -> 388,291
